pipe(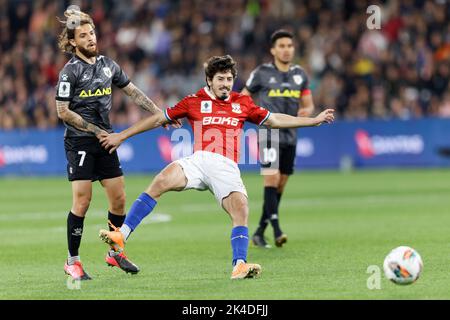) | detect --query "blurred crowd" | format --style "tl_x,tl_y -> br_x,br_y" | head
0,0 -> 449,130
